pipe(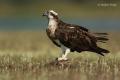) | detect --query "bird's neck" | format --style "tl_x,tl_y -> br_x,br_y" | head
47,18 -> 58,36
48,18 -> 57,26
